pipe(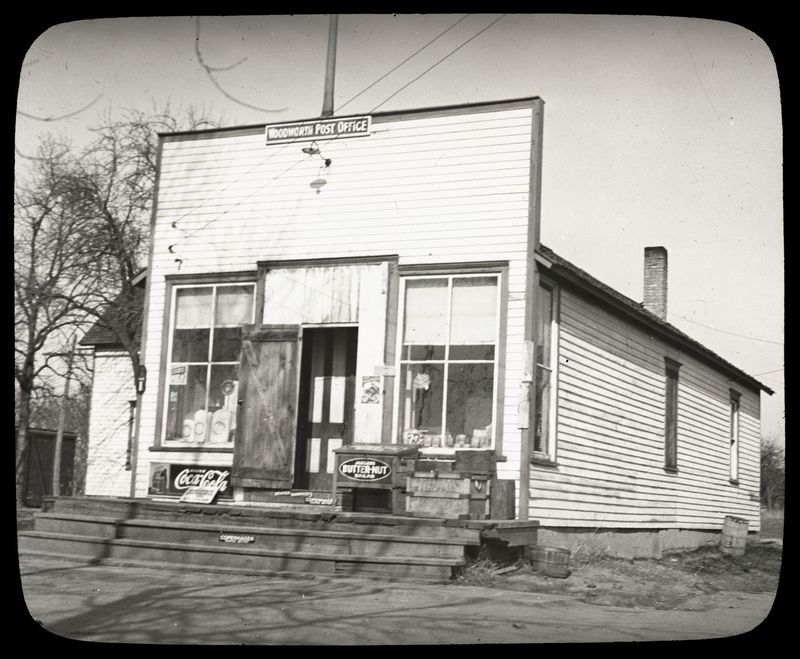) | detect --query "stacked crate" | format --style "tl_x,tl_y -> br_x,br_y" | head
333,444 -> 420,515
406,450 -> 498,520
